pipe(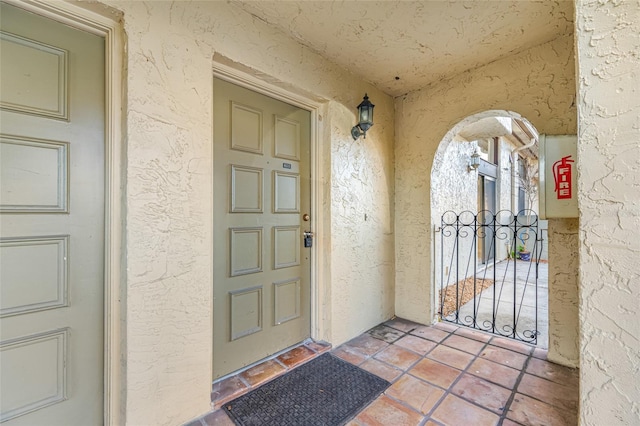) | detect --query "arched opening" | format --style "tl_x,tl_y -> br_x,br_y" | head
431,110 -> 548,348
